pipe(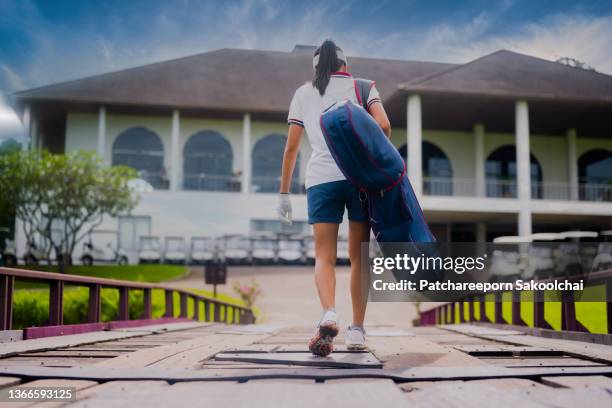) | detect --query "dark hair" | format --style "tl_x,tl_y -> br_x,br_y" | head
312,39 -> 344,96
